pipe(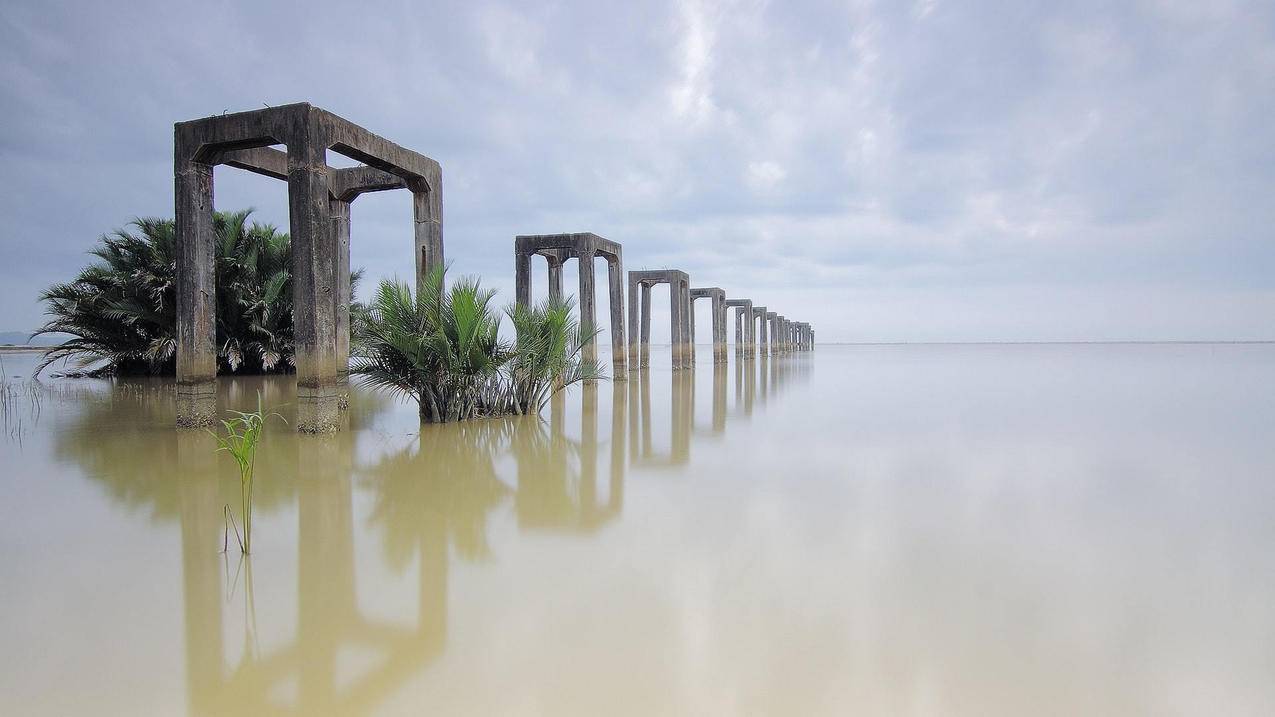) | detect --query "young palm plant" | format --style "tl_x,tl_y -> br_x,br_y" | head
211,393 -> 283,555
501,297 -> 601,415
351,266 -> 510,422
